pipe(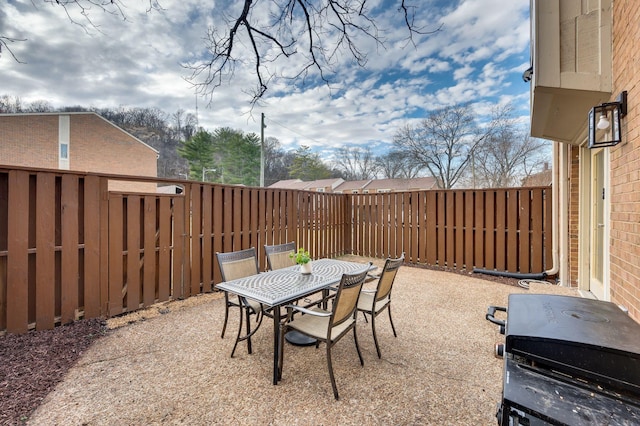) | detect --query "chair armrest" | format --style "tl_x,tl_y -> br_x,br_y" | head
365,273 -> 380,282
285,304 -> 331,317
361,289 -> 376,294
